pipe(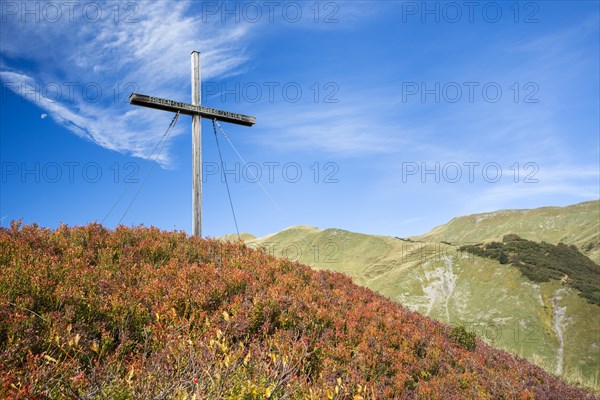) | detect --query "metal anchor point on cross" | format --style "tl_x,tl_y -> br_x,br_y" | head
129,50 -> 256,238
